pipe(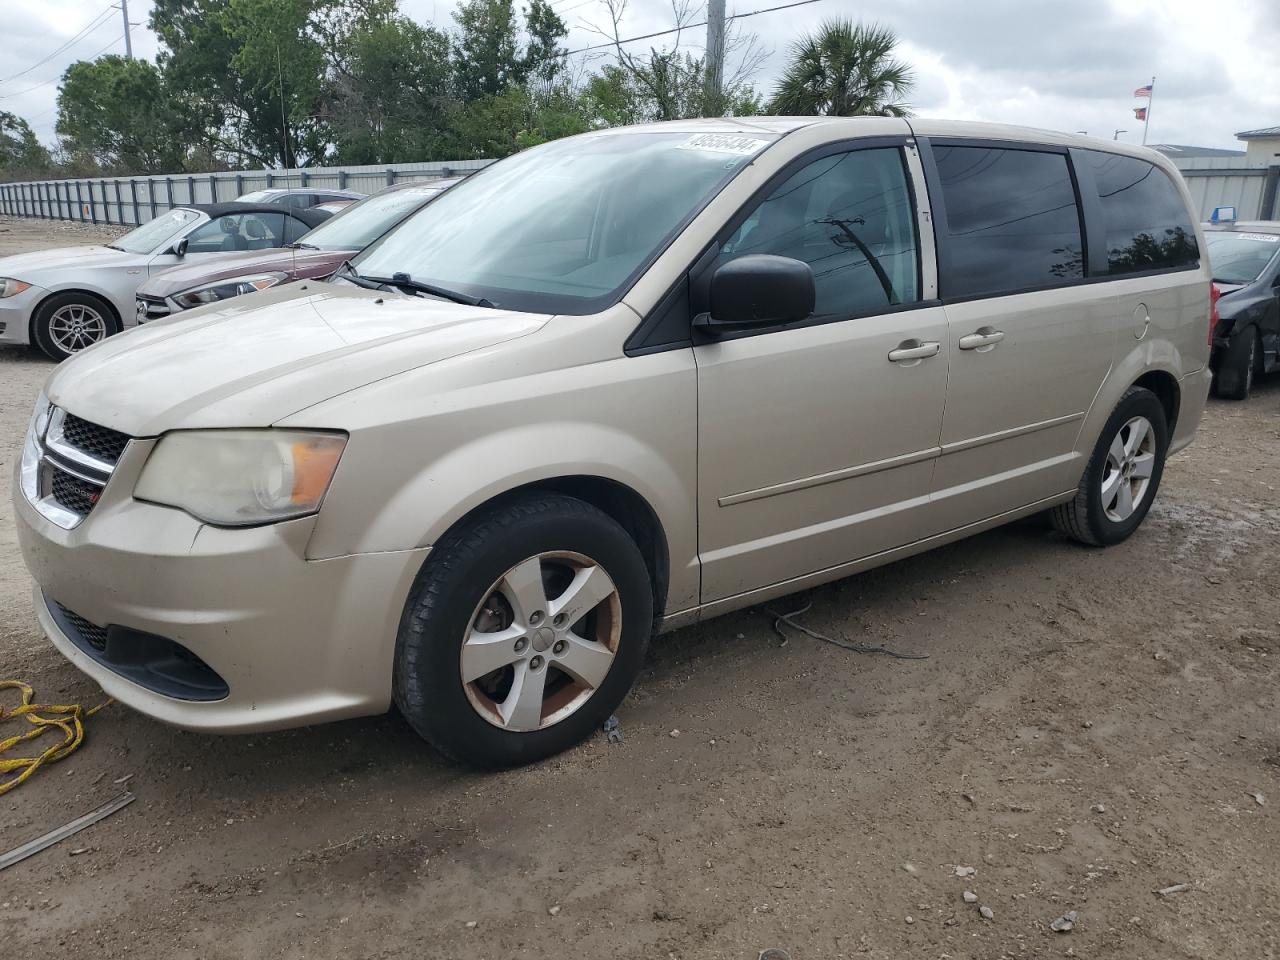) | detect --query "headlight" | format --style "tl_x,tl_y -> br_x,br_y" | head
1,278 -> 32,298
134,430 -> 347,525
171,272 -> 288,310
